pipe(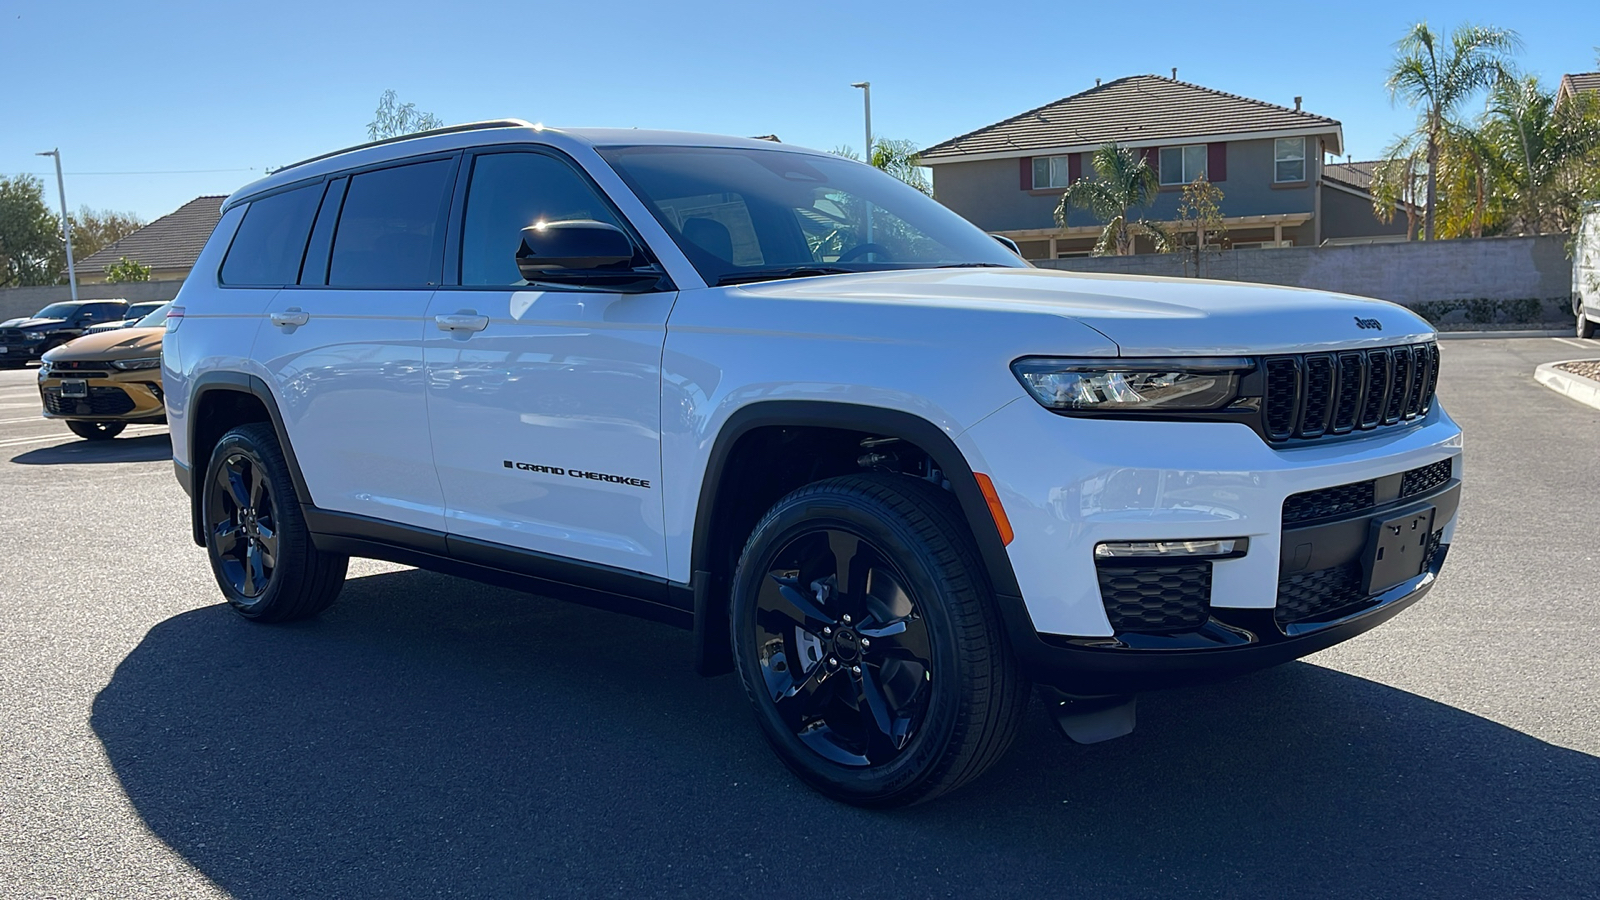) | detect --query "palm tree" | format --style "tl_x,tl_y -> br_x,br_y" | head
1055,143 -> 1170,256
833,139 -> 932,194
1385,22 -> 1521,239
